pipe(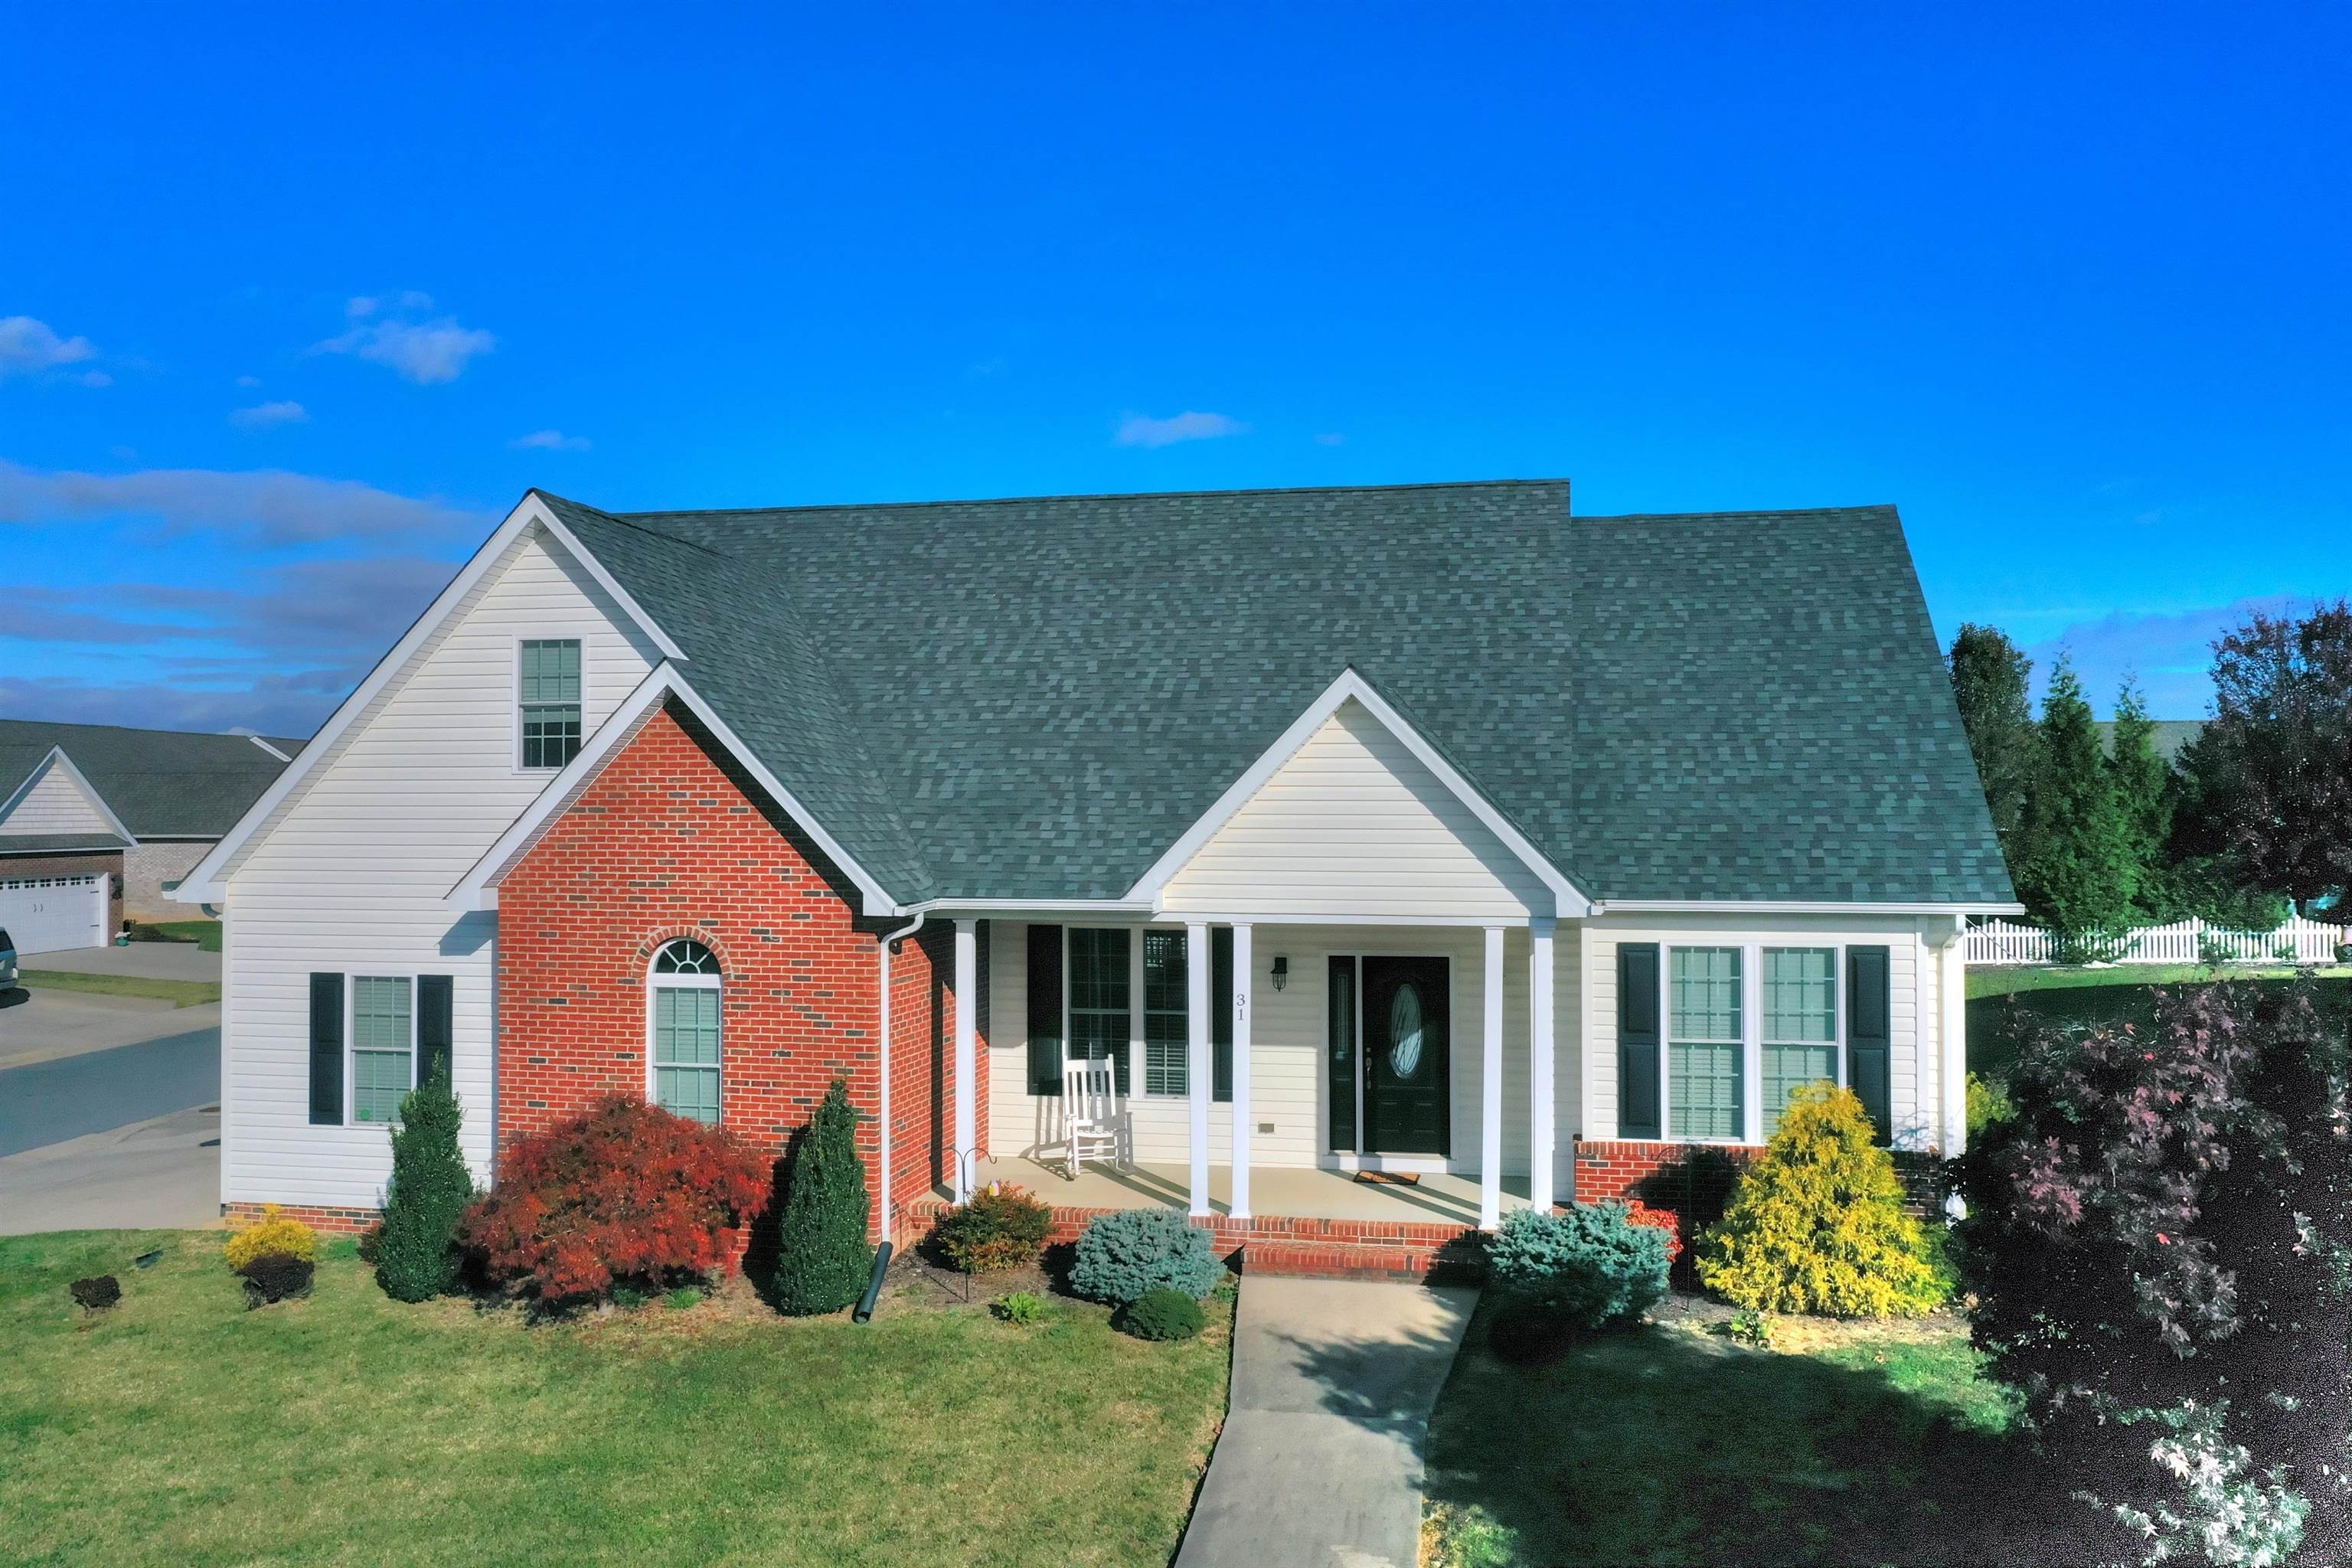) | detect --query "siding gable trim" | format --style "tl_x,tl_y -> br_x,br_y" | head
171,493 -> 685,905
1126,667 -> 1592,920
0,747 -> 139,847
